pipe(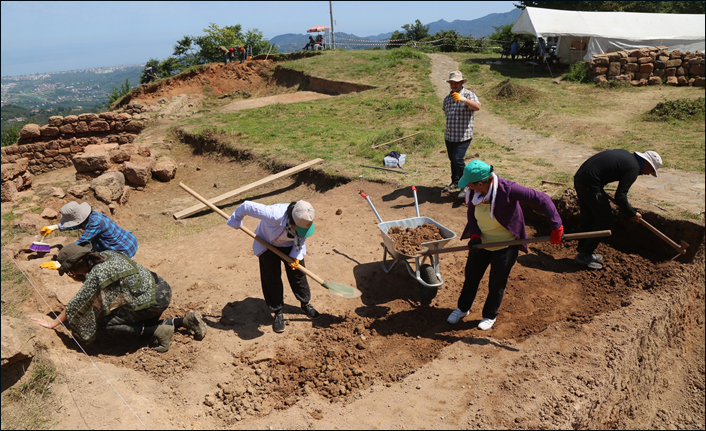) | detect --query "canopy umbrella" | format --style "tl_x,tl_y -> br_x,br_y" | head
307,25 -> 330,33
